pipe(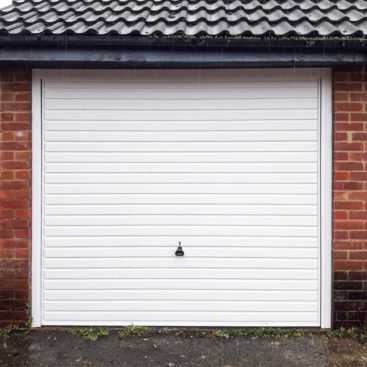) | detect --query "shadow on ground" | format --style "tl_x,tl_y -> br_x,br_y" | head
0,329 -> 366,367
